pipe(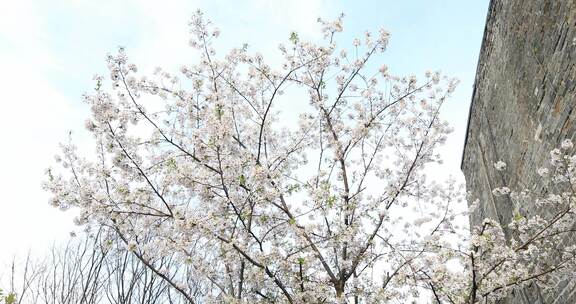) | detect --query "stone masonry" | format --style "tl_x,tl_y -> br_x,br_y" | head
461,0 -> 576,302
